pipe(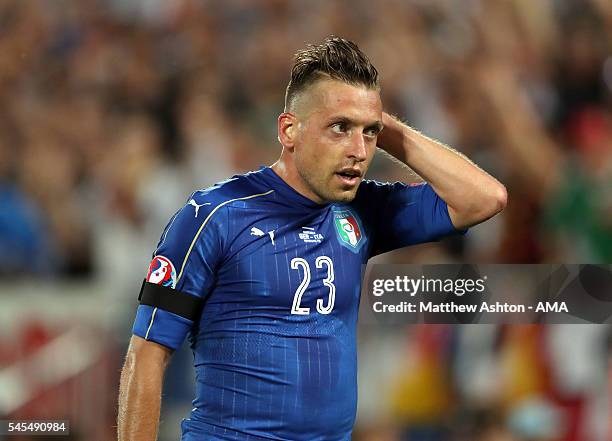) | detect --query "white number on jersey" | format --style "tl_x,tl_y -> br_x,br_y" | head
290,256 -> 336,315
